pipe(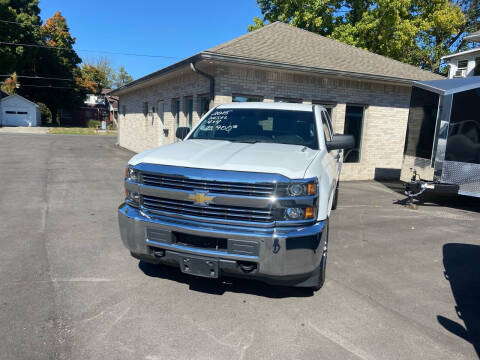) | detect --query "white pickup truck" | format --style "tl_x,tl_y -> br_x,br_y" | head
118,102 -> 354,290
